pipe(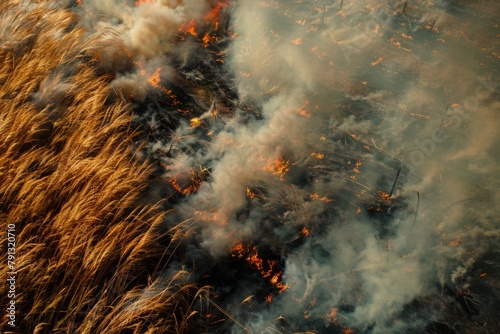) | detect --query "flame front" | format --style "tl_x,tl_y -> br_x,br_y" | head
179,19 -> 198,37
263,156 -> 289,180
